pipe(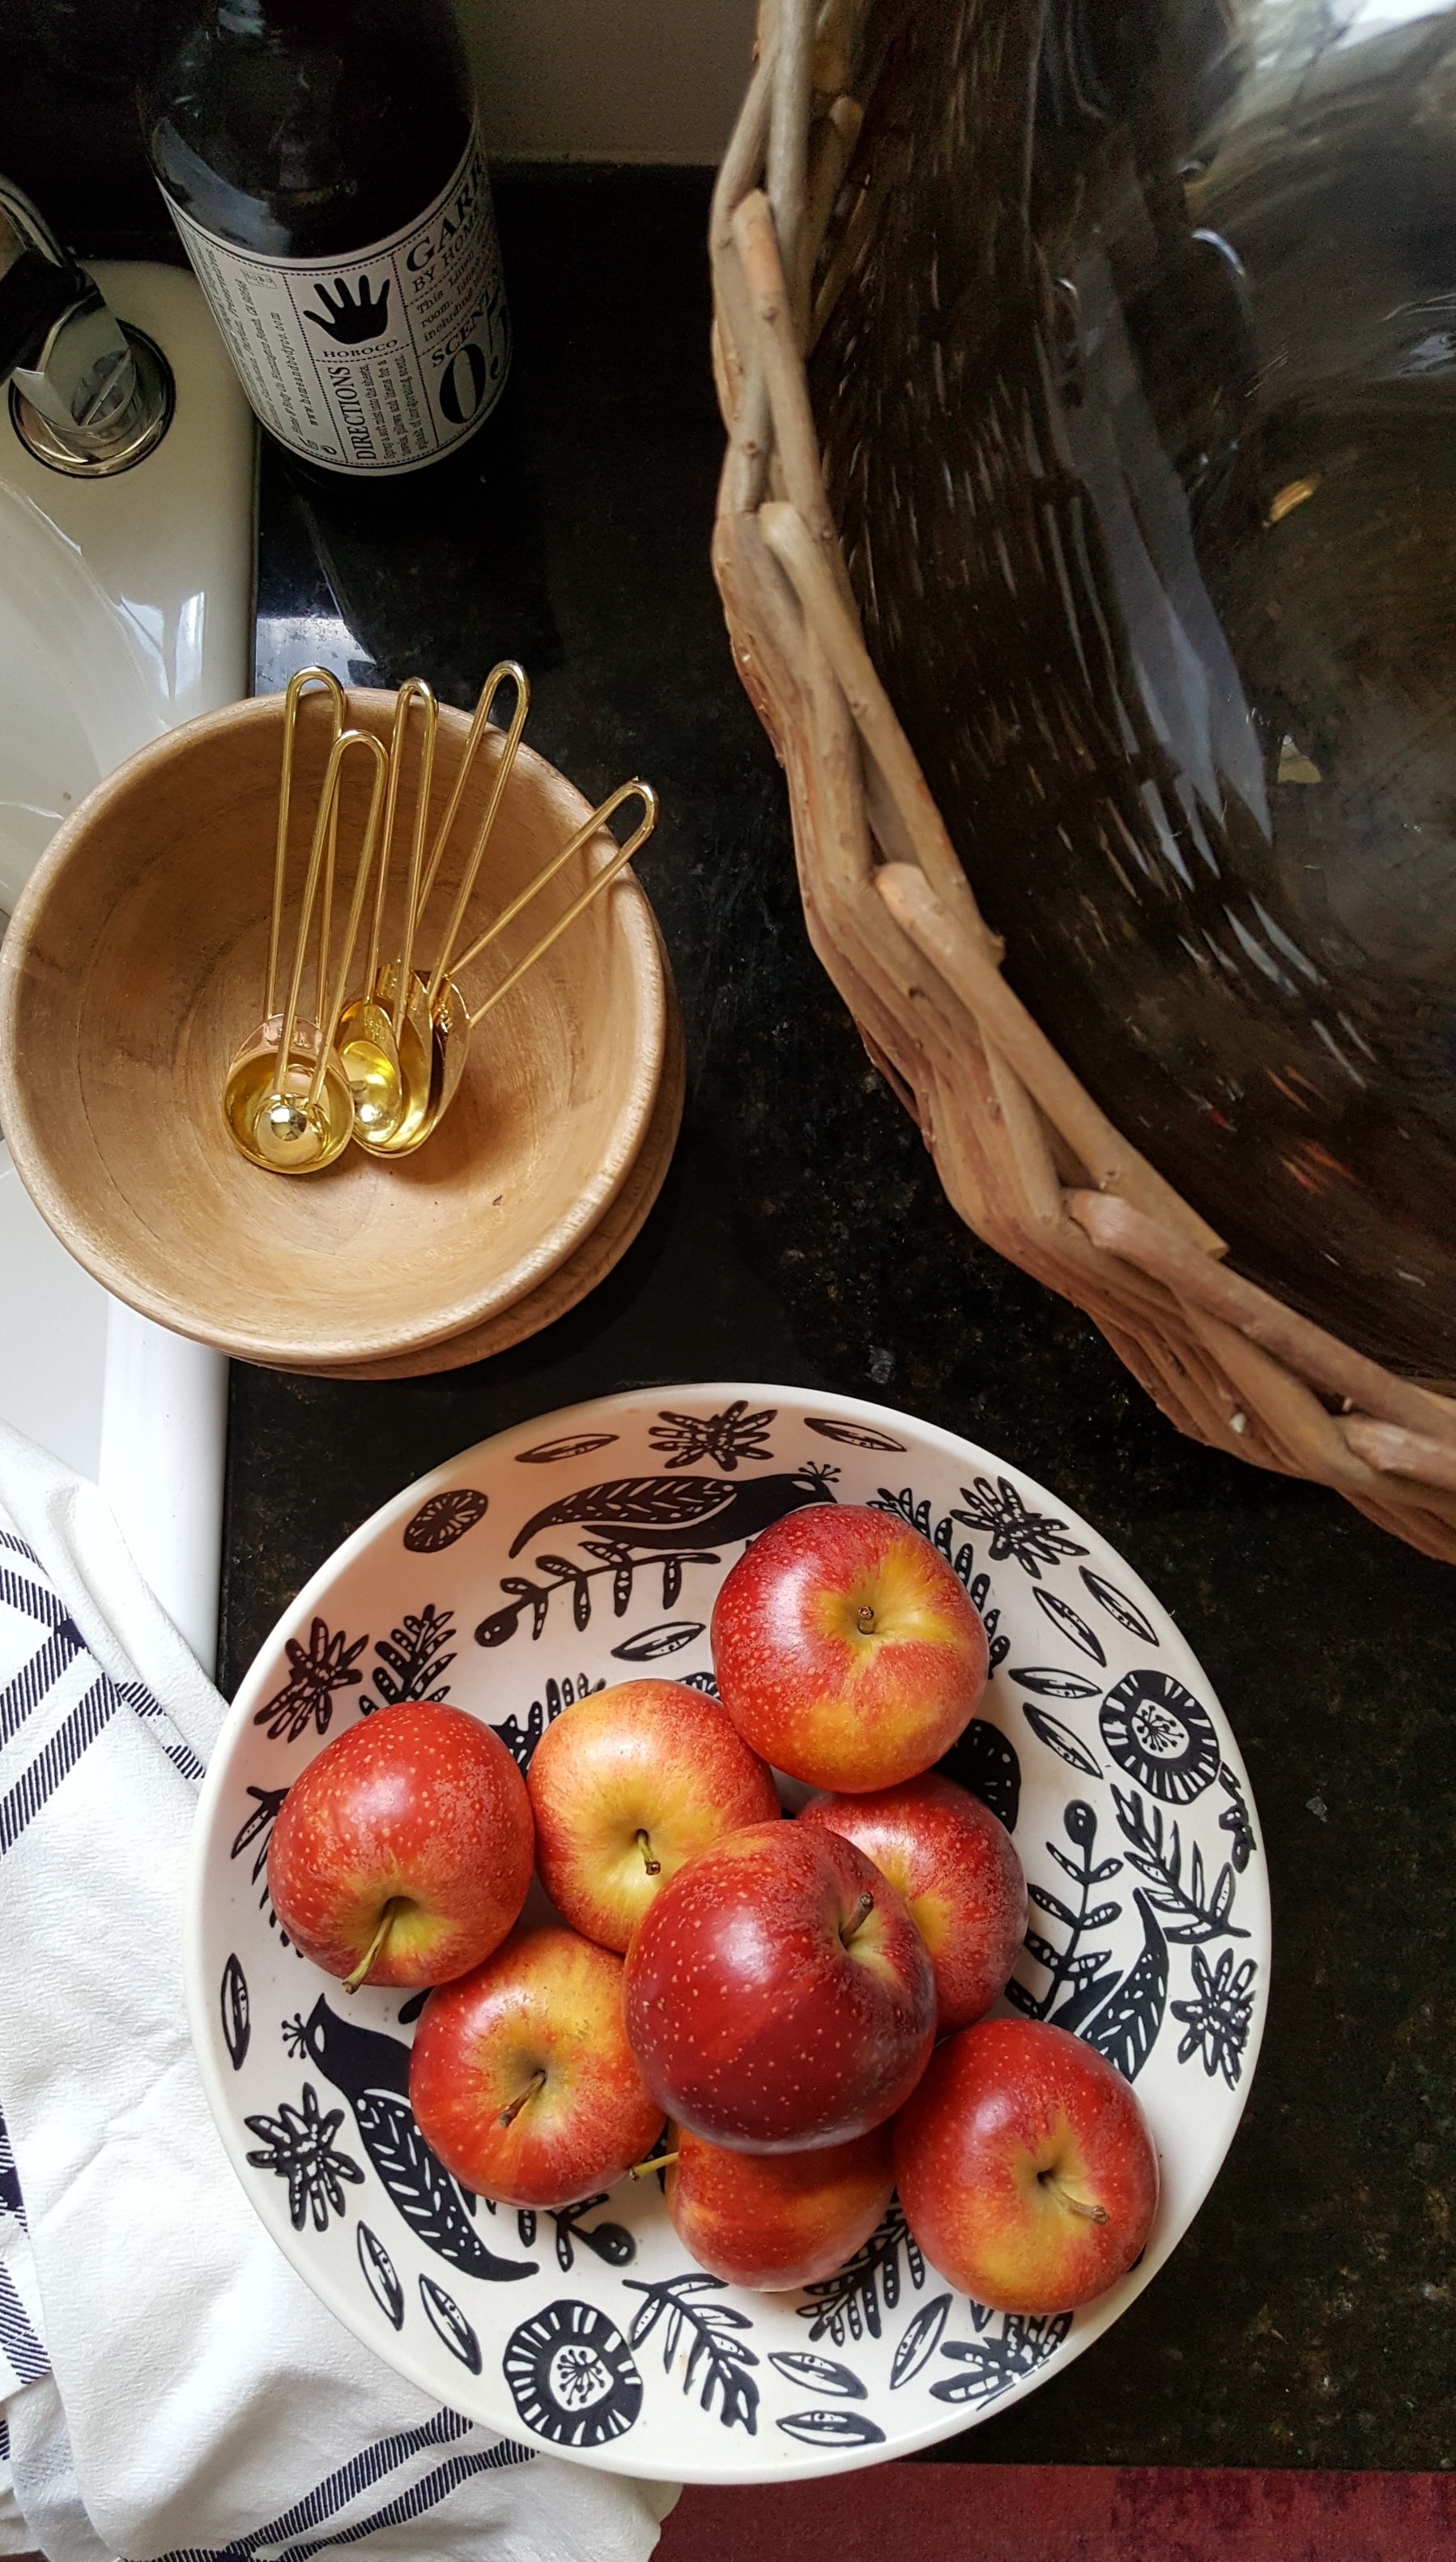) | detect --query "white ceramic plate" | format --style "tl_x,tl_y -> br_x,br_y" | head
187,1385 -> 1270,2484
